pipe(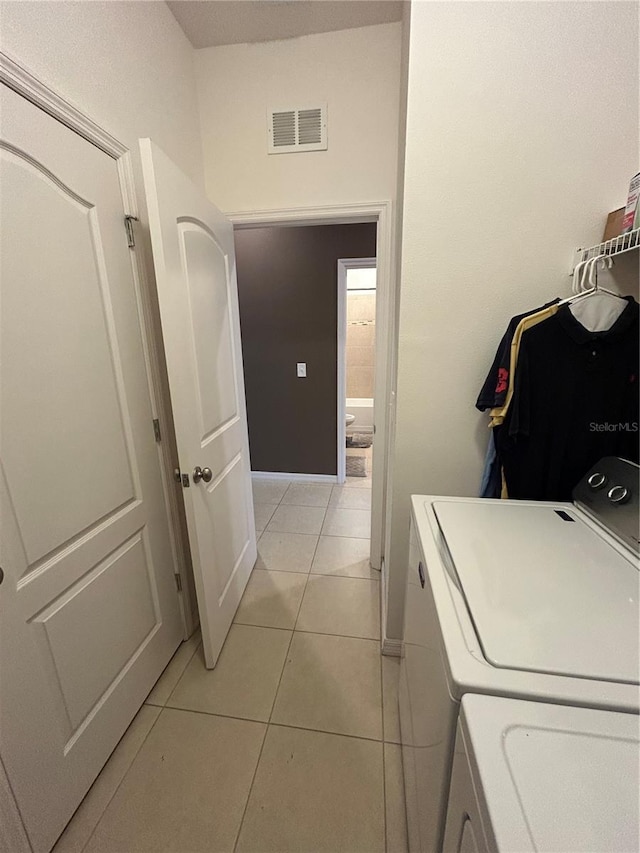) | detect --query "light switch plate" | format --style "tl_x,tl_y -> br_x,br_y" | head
297,362 -> 307,377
